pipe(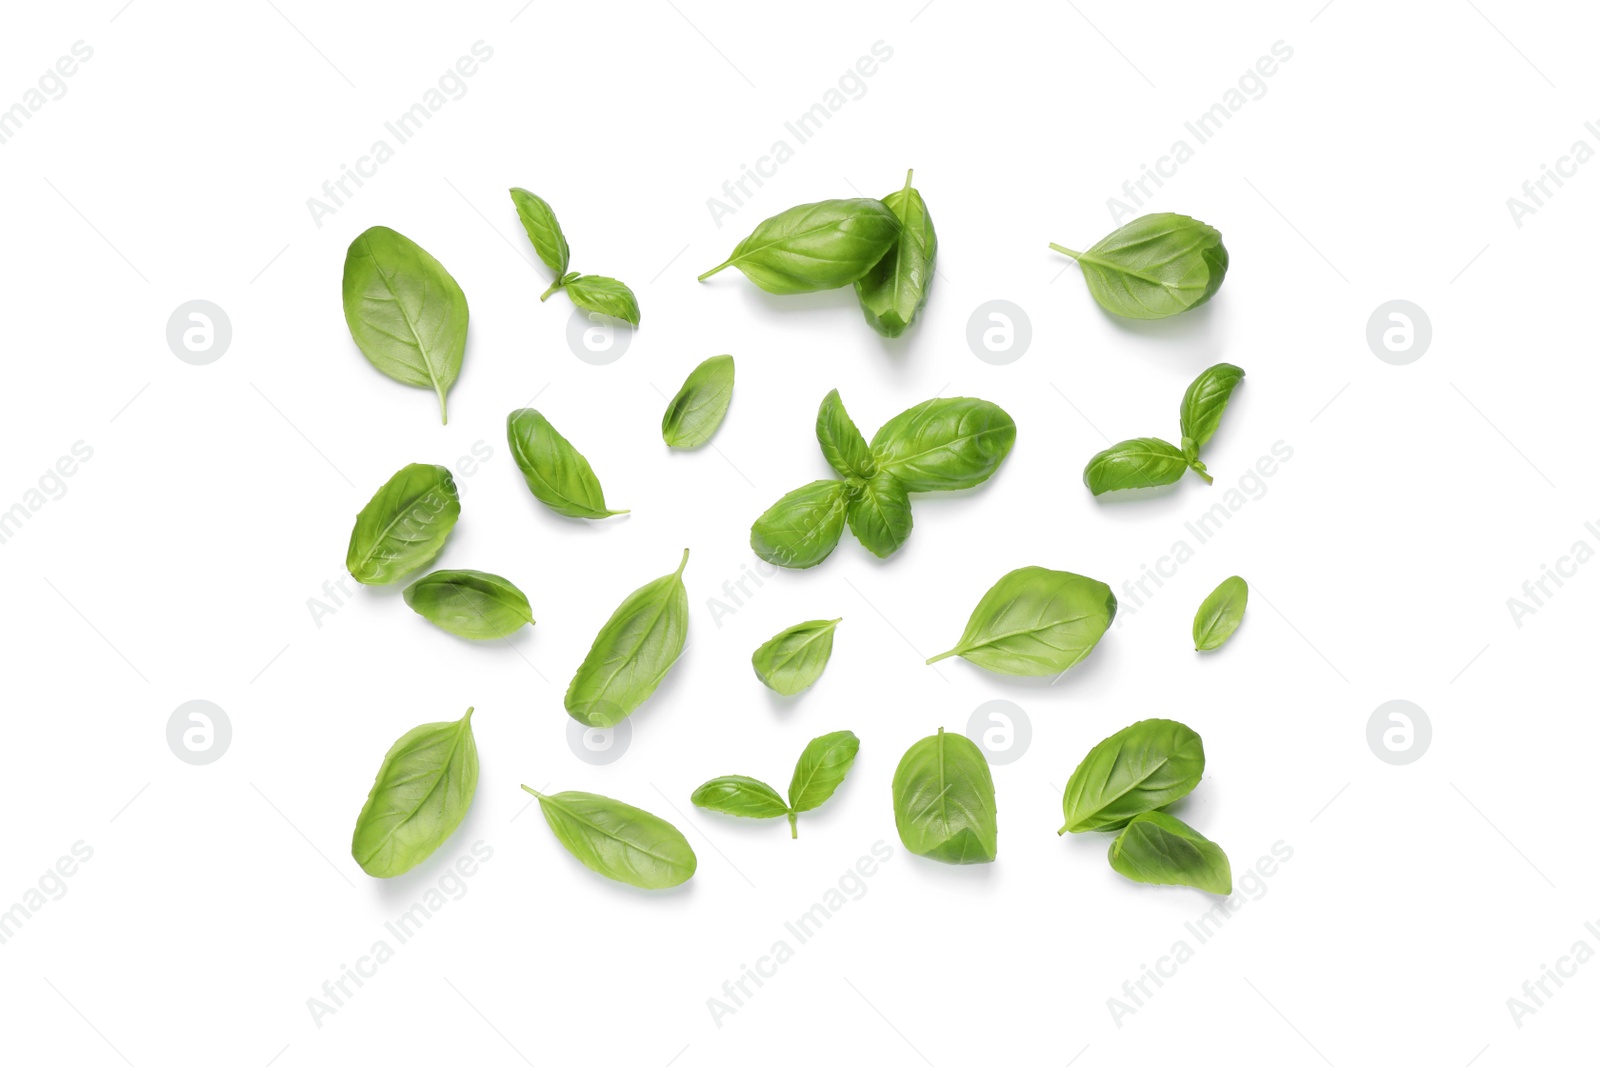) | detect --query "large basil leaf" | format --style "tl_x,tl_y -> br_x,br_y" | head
351,708 -> 478,878
750,480 -> 847,569
523,787 -> 696,890
1179,362 -> 1245,453
815,389 -> 875,479
751,618 -> 840,696
1193,575 -> 1248,651
346,463 -> 461,586
699,199 -> 901,294
508,187 -> 570,278
506,408 -> 627,520
892,728 -> 996,864
1050,212 -> 1228,319
403,569 -> 532,640
1108,812 -> 1231,895
690,776 -> 790,821
564,549 -> 690,727
870,397 -> 1016,492
846,471 -> 913,558
787,730 -> 859,815
1060,719 -> 1205,833
341,226 -> 469,424
662,354 -> 735,449
565,274 -> 641,326
928,566 -> 1116,676
1083,437 -> 1189,495
855,169 -> 936,337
